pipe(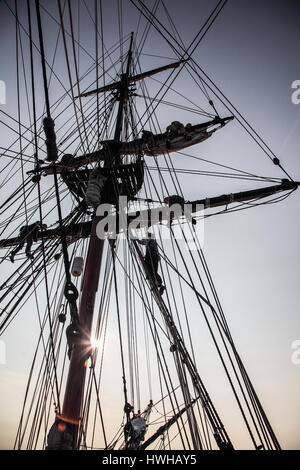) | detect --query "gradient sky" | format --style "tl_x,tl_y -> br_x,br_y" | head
0,0 -> 299,450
